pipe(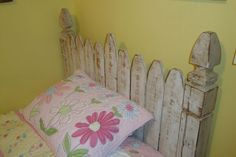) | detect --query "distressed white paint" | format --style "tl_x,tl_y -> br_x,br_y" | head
176,111 -> 187,157
182,115 -> 199,157
131,54 -> 146,141
104,33 -> 117,91
84,39 -> 95,79
117,49 -> 130,98
59,9 -> 222,157
94,42 -> 105,86
76,35 -> 86,72
195,114 -> 213,157
191,32 -> 221,69
159,69 -> 184,157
